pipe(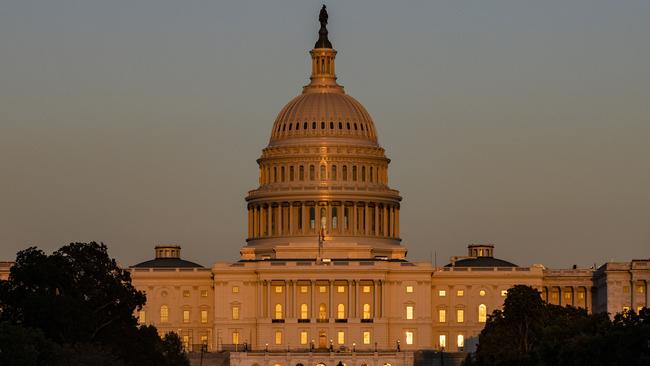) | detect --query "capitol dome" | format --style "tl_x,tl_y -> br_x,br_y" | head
242,7 -> 405,261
